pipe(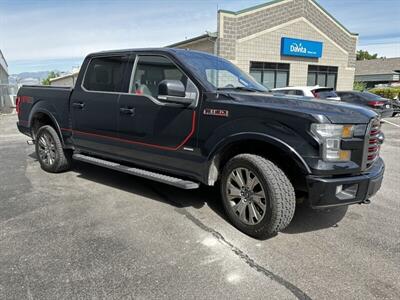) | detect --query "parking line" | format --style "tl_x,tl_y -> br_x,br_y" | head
382,119 -> 400,128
